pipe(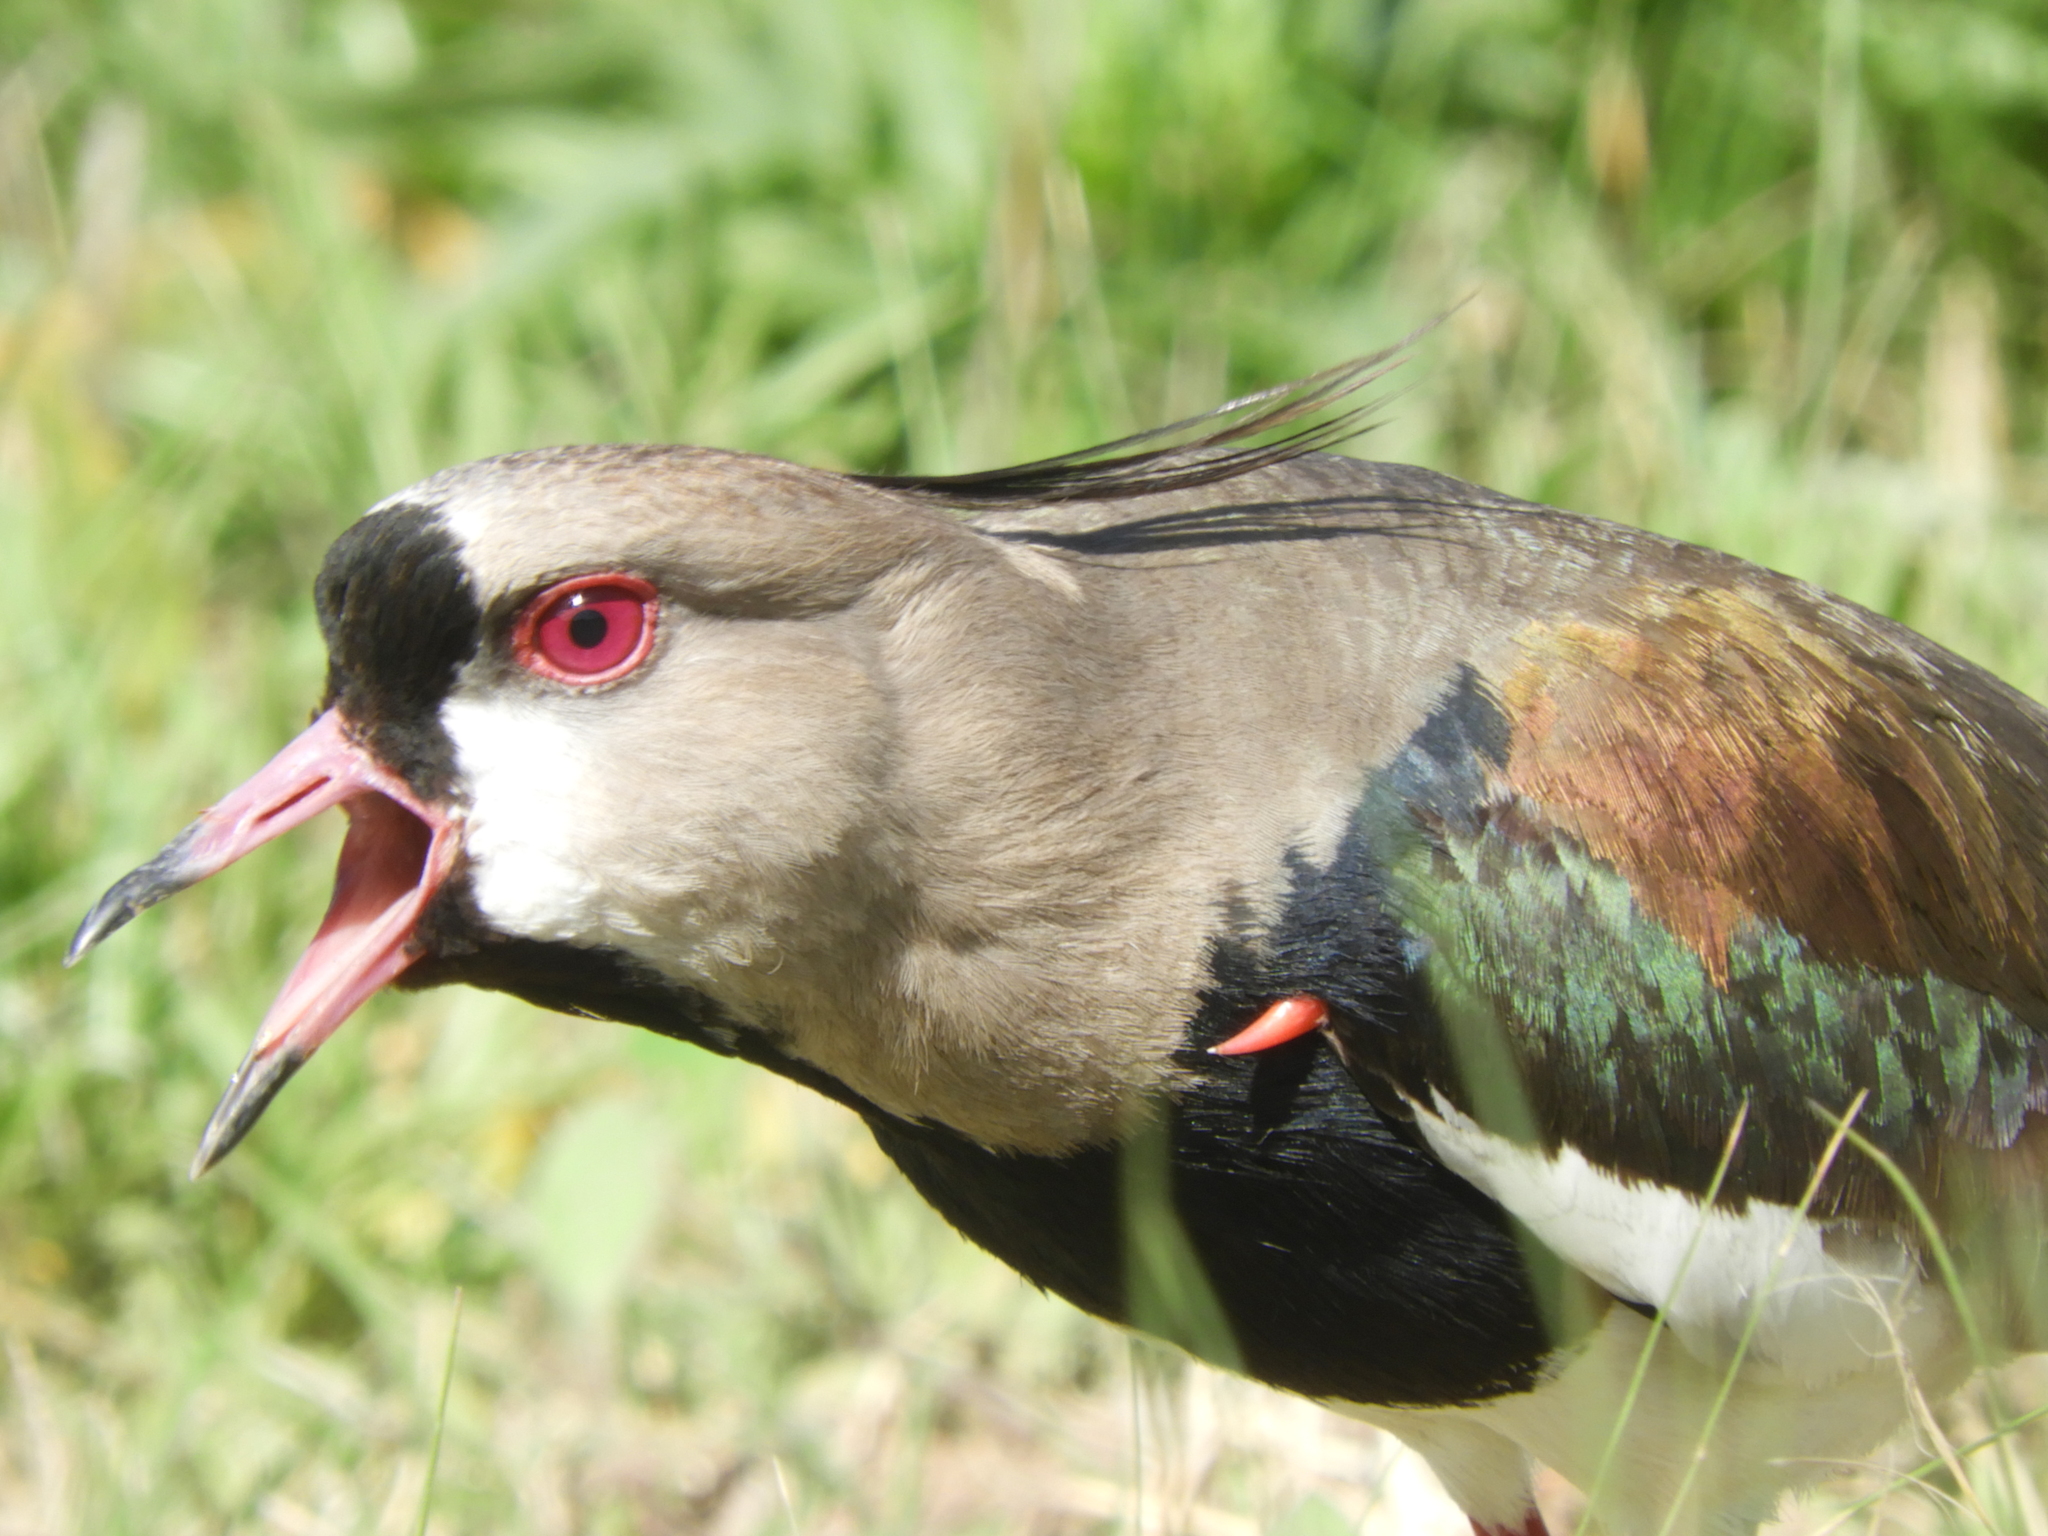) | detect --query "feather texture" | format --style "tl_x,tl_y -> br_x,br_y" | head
1326,581 -> 2048,1241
